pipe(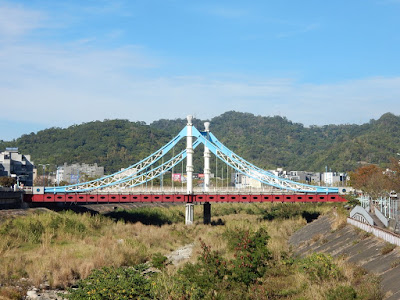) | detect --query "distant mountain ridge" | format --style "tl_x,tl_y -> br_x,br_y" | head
1,112 -> 399,173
